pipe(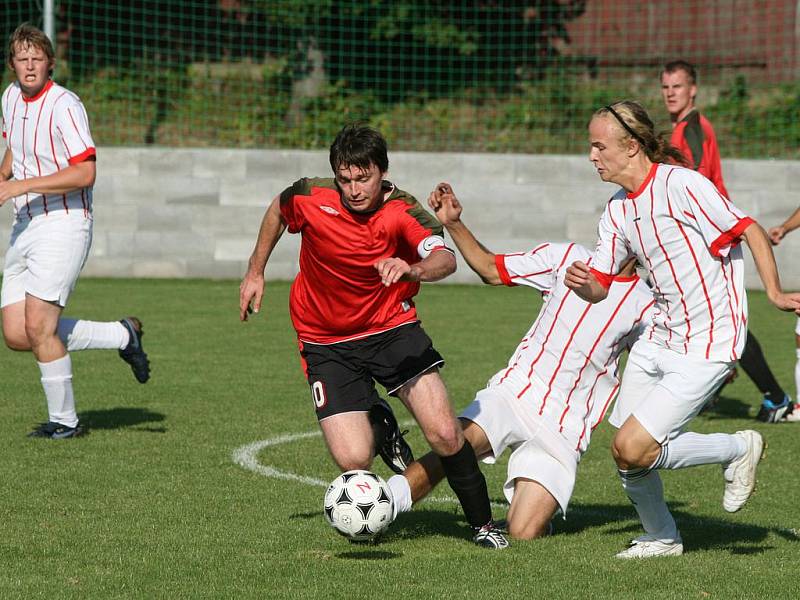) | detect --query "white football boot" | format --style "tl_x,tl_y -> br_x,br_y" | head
615,534 -> 683,559
722,430 -> 764,513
